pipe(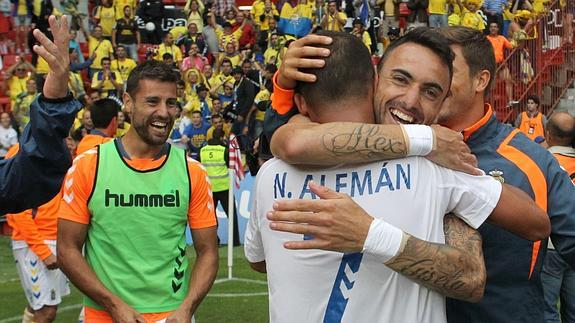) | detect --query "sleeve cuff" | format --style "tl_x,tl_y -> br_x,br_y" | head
31,244 -> 53,261
271,71 -> 296,115
39,92 -> 74,103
